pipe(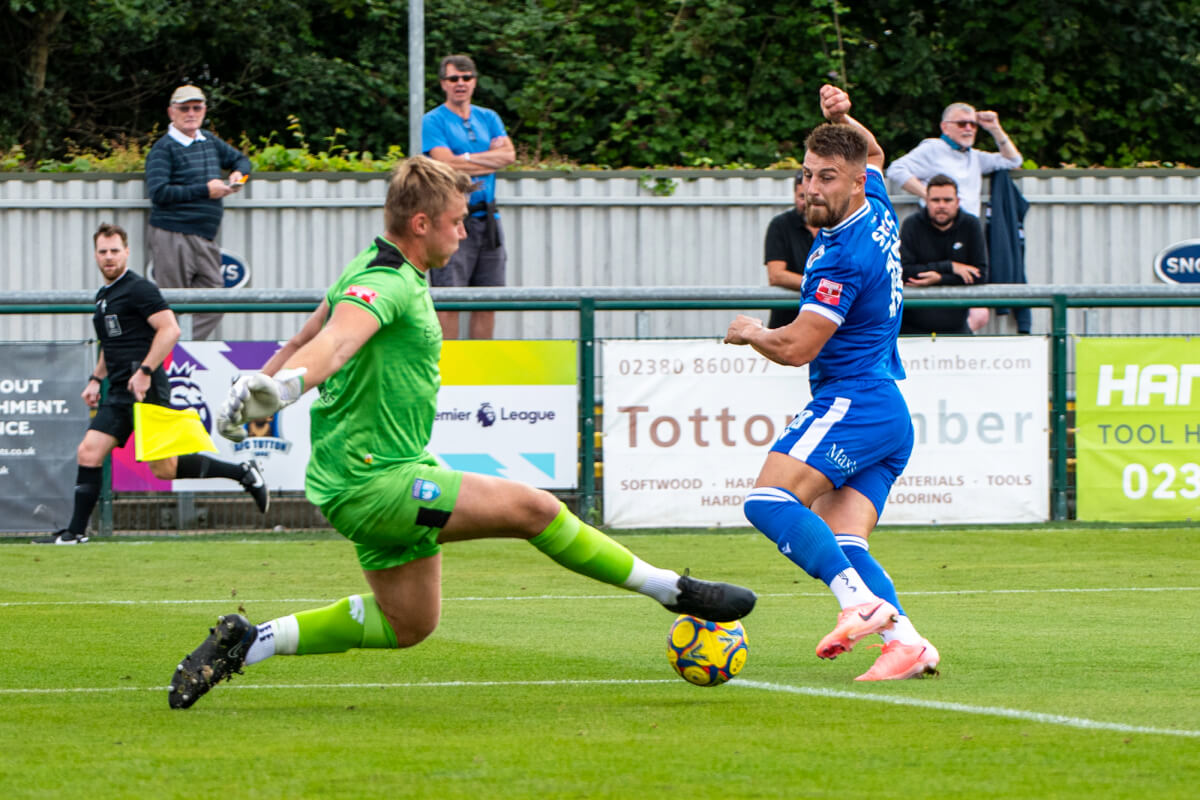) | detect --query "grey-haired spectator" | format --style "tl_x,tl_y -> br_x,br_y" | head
887,102 -> 1020,332
886,102 -> 1021,218
144,85 -> 251,340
